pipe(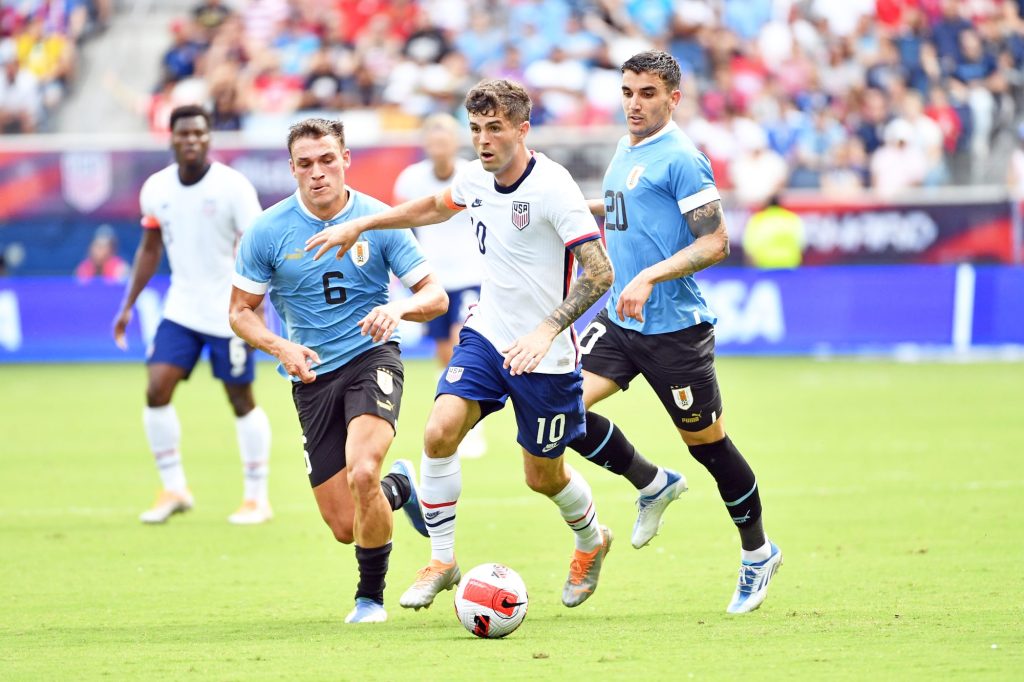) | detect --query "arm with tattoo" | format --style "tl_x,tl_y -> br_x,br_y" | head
646,199 -> 730,284
542,238 -> 614,333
